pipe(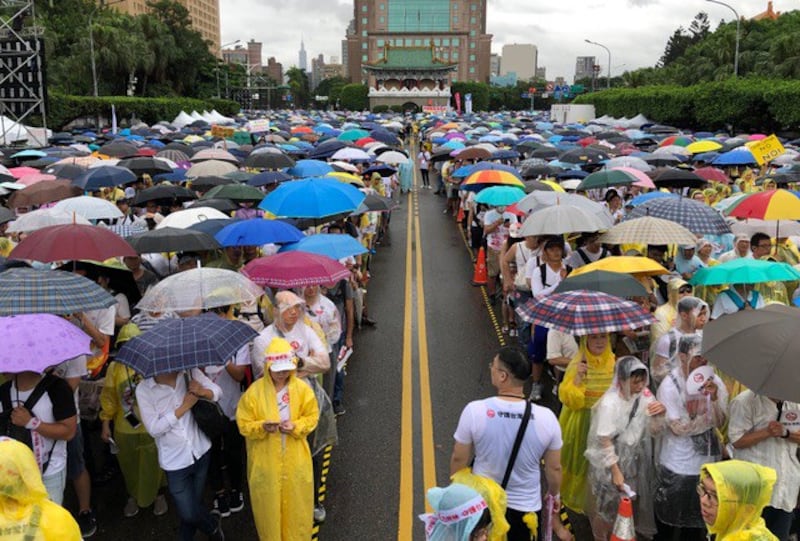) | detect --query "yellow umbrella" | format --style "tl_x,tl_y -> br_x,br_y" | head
569,256 -> 670,277
540,179 -> 565,192
326,172 -> 365,187
686,140 -> 723,154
